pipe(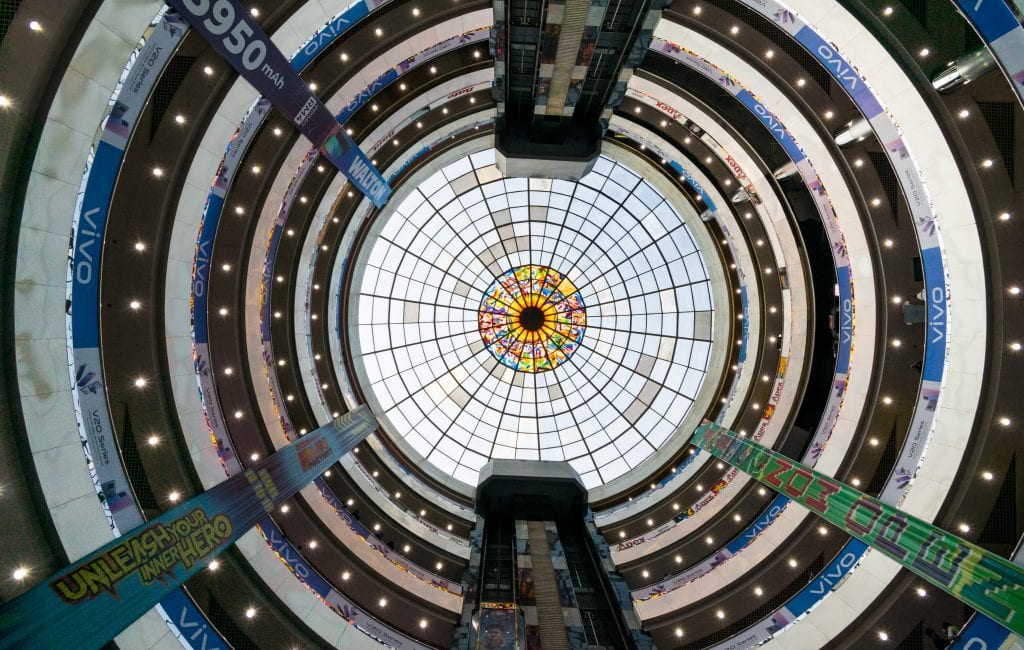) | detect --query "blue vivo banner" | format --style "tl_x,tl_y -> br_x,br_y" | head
164,0 -> 391,207
0,407 -> 376,649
